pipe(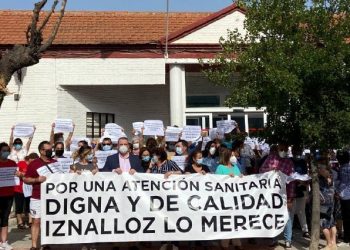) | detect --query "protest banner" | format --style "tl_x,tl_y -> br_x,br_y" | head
216,120 -> 237,134
57,158 -> 74,173
143,120 -> 164,136
181,126 -> 201,142
23,183 -> 33,198
95,150 -> 118,169
13,123 -> 34,137
171,156 -> 187,171
41,171 -> 288,245
54,119 -> 74,134
0,167 -> 17,187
